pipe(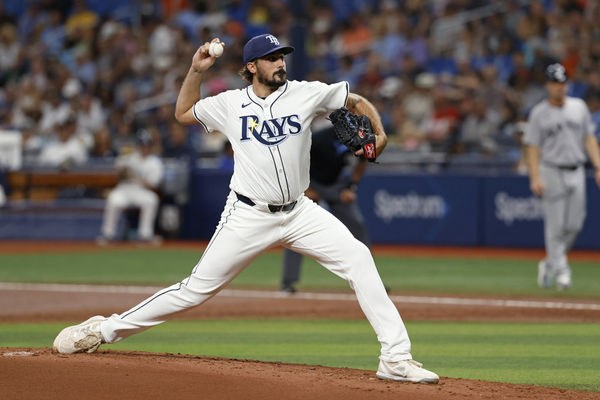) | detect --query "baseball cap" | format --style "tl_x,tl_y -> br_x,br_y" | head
546,63 -> 567,83
136,129 -> 153,146
243,34 -> 294,64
